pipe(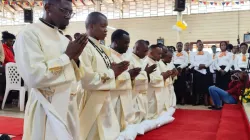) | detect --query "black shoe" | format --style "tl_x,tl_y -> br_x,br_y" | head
208,106 -> 216,109
208,106 -> 222,110
0,134 -> 11,140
